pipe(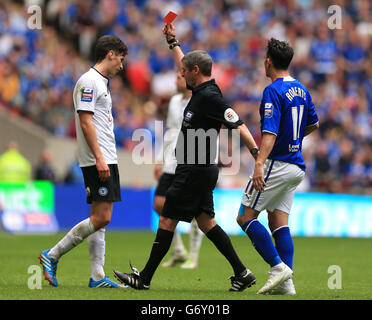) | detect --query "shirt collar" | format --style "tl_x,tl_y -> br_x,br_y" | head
192,79 -> 216,93
91,67 -> 110,87
274,75 -> 295,83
